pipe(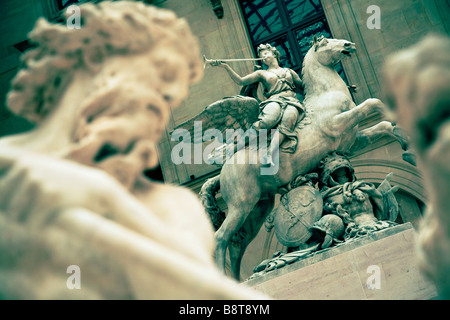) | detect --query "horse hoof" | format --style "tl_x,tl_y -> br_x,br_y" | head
403,151 -> 417,166
393,126 -> 409,151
